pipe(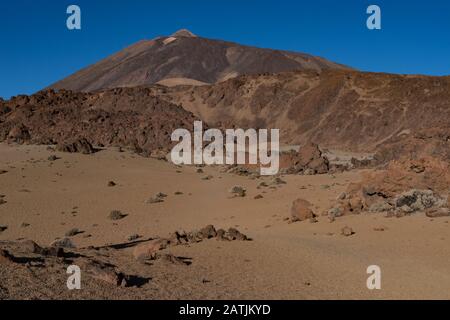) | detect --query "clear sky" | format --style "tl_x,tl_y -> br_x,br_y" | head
1,0 -> 450,99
